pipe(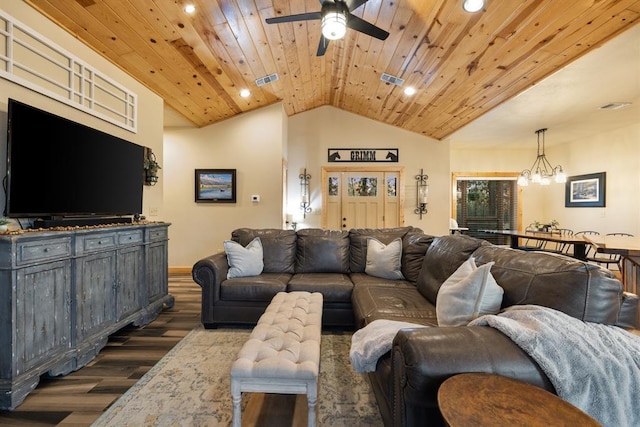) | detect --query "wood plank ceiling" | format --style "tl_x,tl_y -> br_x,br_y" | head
24,0 -> 640,140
